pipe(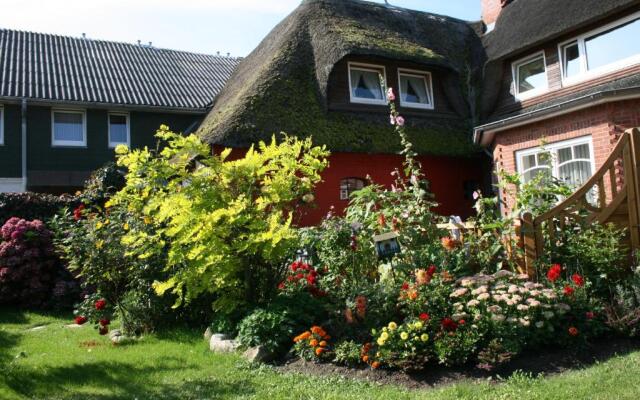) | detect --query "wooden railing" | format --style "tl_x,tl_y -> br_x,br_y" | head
521,128 -> 640,275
